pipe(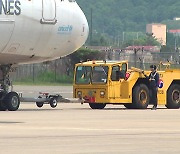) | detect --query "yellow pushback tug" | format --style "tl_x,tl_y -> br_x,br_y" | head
73,60 -> 180,109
